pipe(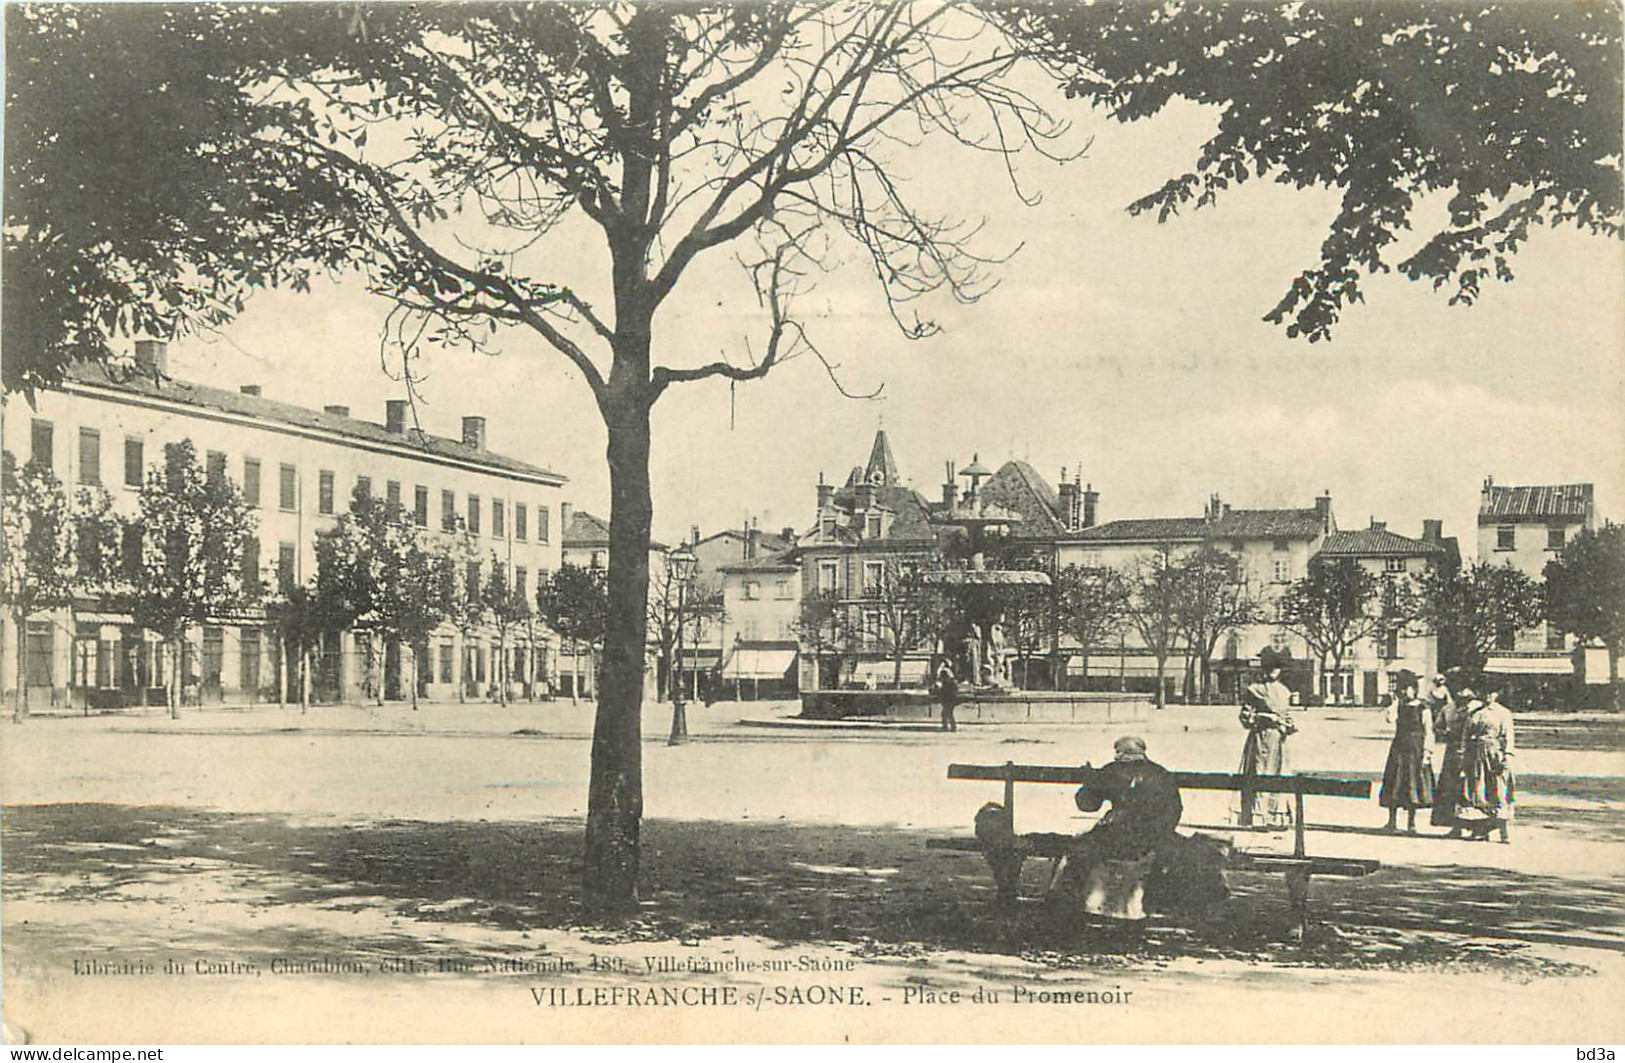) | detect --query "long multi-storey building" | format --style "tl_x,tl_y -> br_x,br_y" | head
2,340 -> 567,710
